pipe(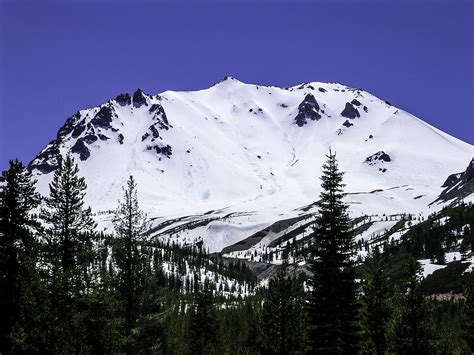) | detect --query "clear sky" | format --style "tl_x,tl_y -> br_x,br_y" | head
0,0 -> 472,171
